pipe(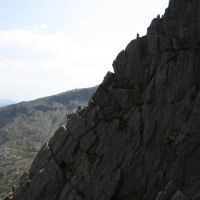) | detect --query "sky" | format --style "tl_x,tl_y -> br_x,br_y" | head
0,0 -> 169,102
